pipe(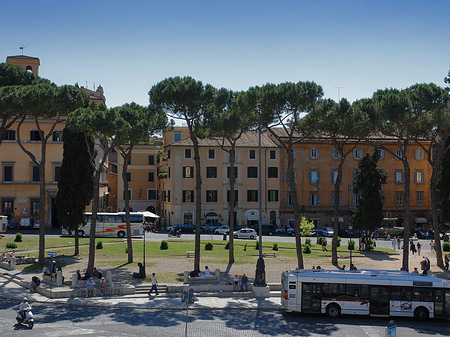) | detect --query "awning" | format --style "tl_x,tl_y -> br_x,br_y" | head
415,217 -> 427,224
